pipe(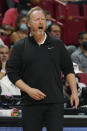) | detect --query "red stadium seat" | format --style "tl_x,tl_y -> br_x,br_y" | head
37,0 -> 54,18
54,1 -> 86,45
82,4 -> 87,18
61,17 -> 86,46
0,0 -> 4,14
66,4 -> 80,17
54,2 -> 80,22
13,0 -> 19,3
0,35 -> 11,47
0,0 -> 7,15
0,16 -> 3,26
81,4 -> 87,30
78,73 -> 87,86
54,1 -> 66,22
